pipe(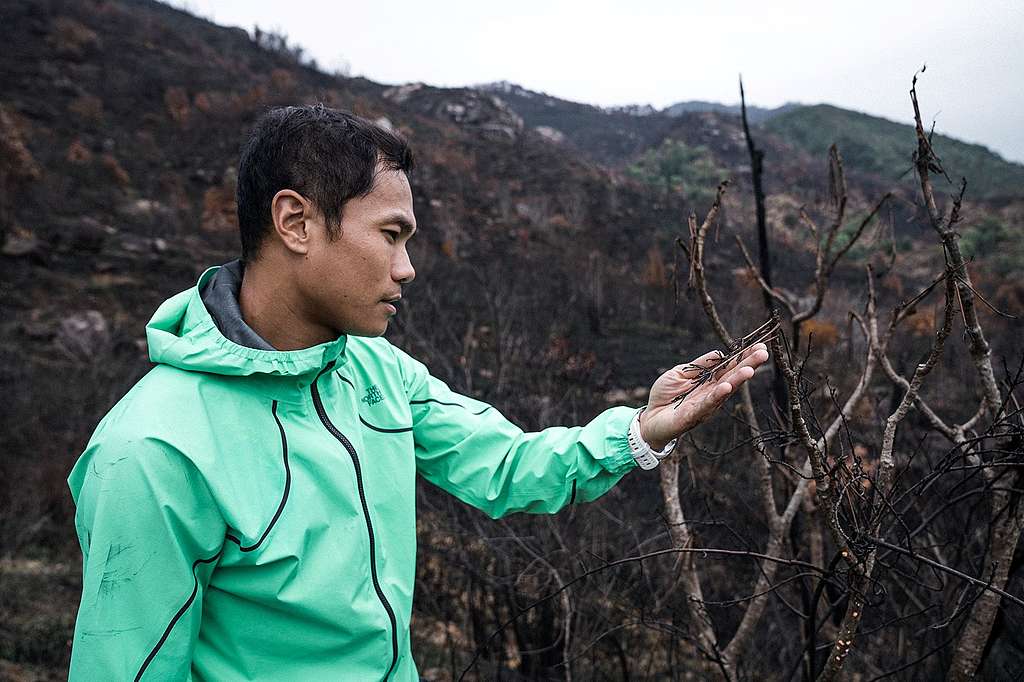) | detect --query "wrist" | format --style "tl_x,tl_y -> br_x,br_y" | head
628,407 -> 677,470
639,408 -> 669,451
